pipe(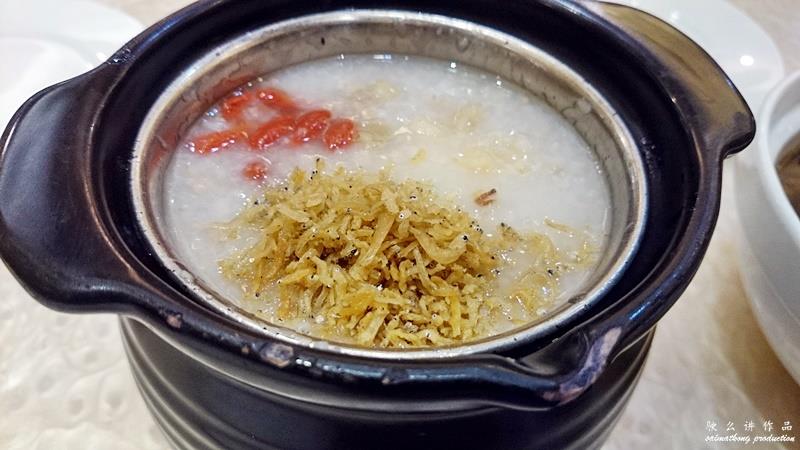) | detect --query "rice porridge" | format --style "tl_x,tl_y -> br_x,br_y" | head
162,54 -> 611,347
